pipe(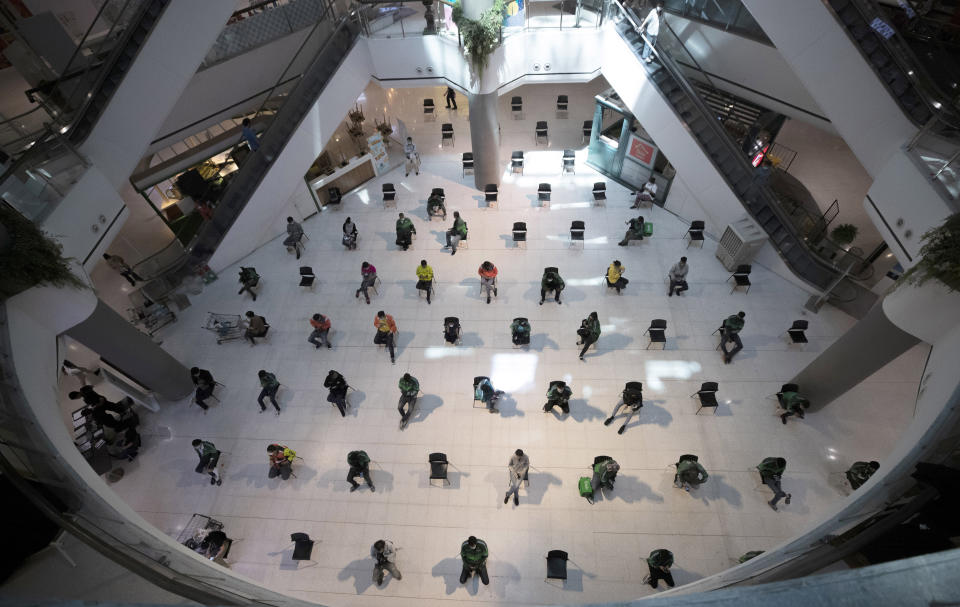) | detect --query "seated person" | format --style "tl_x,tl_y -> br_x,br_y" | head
395,212 -> 416,251
200,529 -> 229,561
190,367 -> 215,411
720,311 -> 746,364
398,373 -> 419,425
324,370 -> 349,417
576,311 -> 601,361
674,455 -> 709,491
244,311 -> 268,345
427,192 -> 446,219
618,215 -> 645,246
604,382 -> 643,435
459,536 -> 489,585
779,389 -> 809,424
478,261 -> 498,304
475,376 -> 502,413
347,449 -> 375,492
540,268 -> 565,305
192,438 -> 222,485
355,261 -> 377,305
342,217 -> 358,250
237,266 -> 259,300
757,456 -> 791,511
589,456 -> 620,501
283,217 -> 304,258
543,380 -> 572,414
416,260 -> 434,304
510,318 -> 531,346
444,211 -> 468,255
107,426 -> 140,461
846,460 -> 880,490
631,176 -> 657,208
373,311 -> 398,363
606,260 -> 628,293
267,443 -> 295,480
